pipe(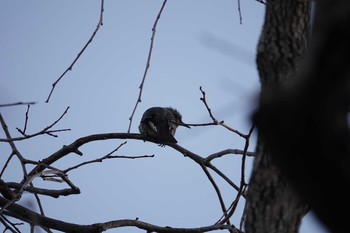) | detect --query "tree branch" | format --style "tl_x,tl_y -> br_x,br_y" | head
0,107 -> 71,142
63,141 -> 154,173
0,102 -> 36,108
127,0 -> 168,133
3,130 -> 248,231
199,86 -> 250,138
1,195 -> 241,233
205,149 -> 255,163
6,182 -> 80,198
45,0 -> 105,103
